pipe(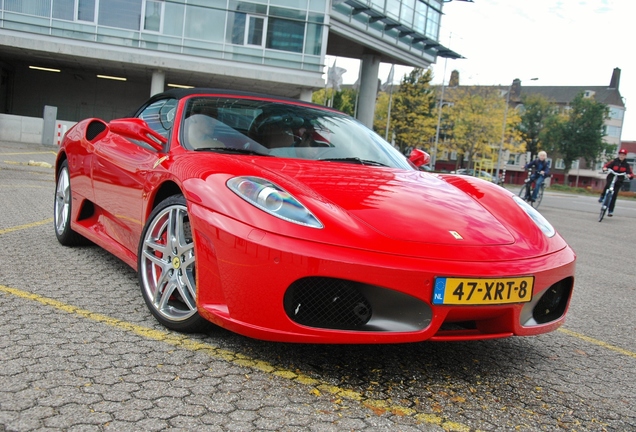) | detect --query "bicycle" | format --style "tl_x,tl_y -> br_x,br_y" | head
598,168 -> 627,222
518,168 -> 546,209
